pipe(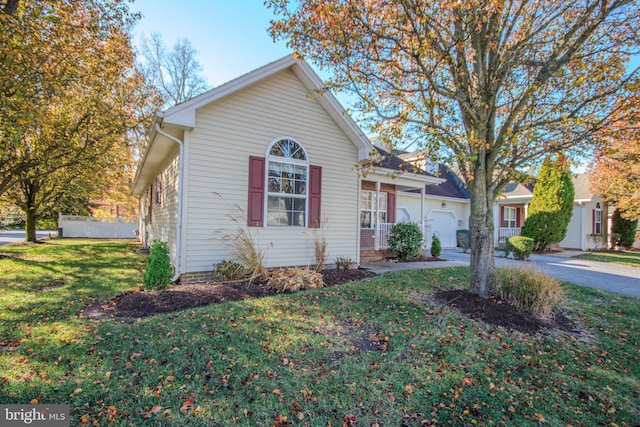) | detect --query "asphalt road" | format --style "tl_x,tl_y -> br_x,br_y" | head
0,229 -> 57,246
365,248 -> 640,298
